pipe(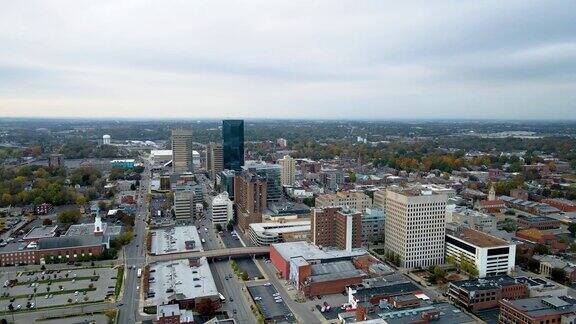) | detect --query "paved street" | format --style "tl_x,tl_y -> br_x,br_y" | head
117,162 -> 151,324
256,259 -> 324,324
210,260 -> 256,324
